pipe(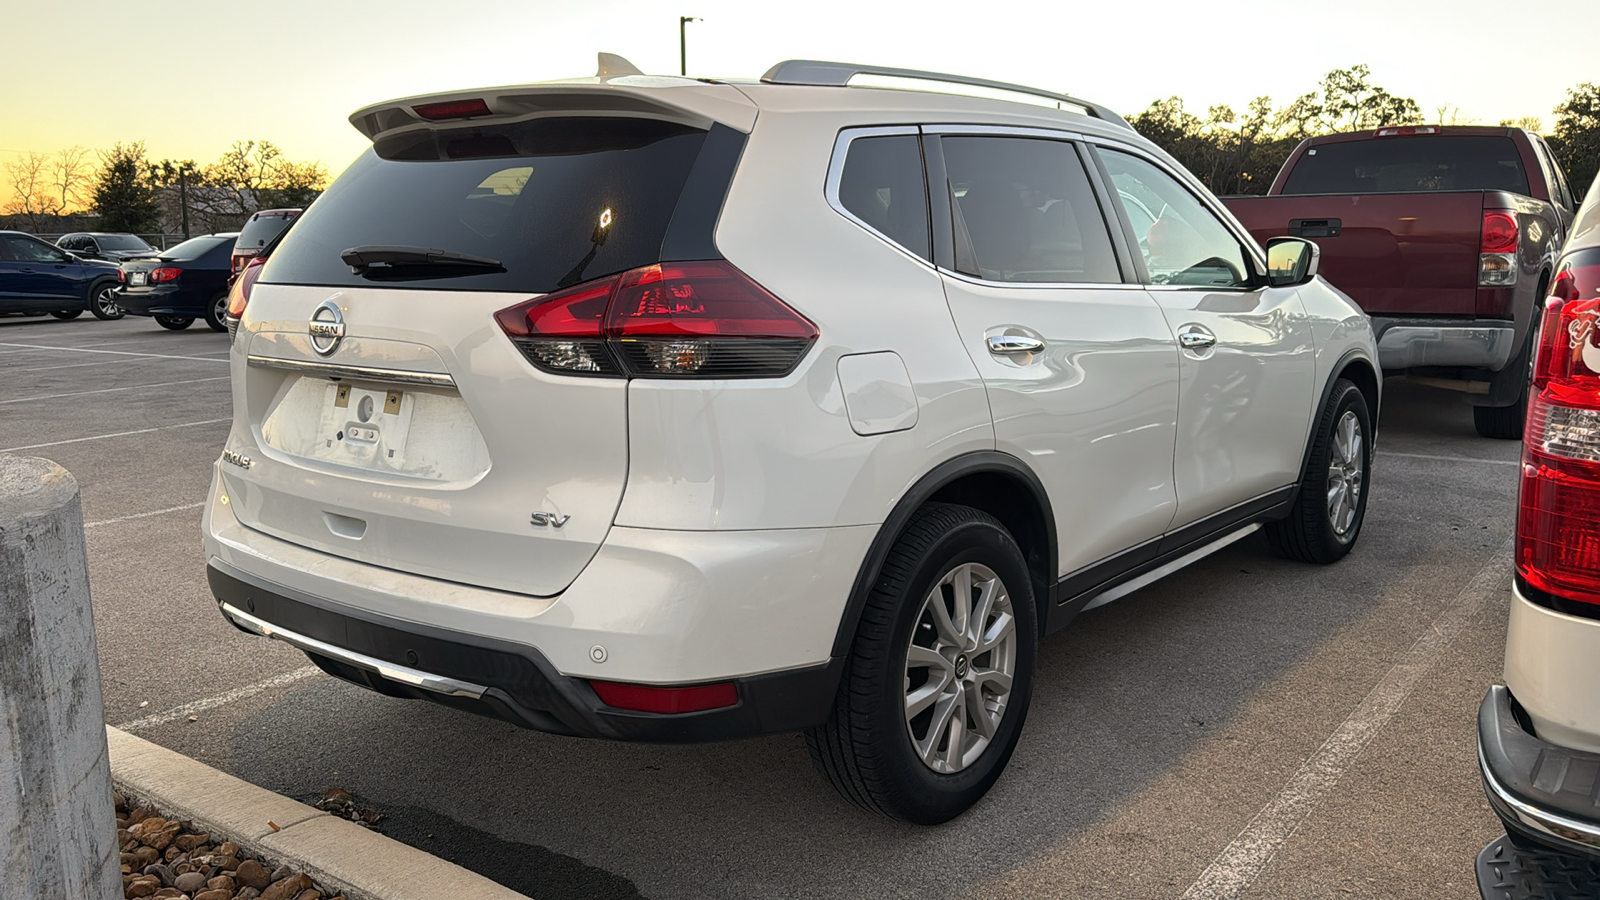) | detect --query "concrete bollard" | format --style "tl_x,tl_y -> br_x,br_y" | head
0,456 -> 119,900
